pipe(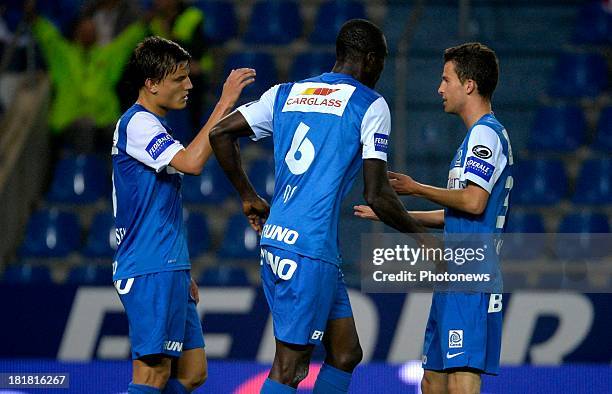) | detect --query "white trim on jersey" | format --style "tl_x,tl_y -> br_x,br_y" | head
361,97 -> 391,162
463,124 -> 507,193
238,85 -> 280,141
125,112 -> 184,173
